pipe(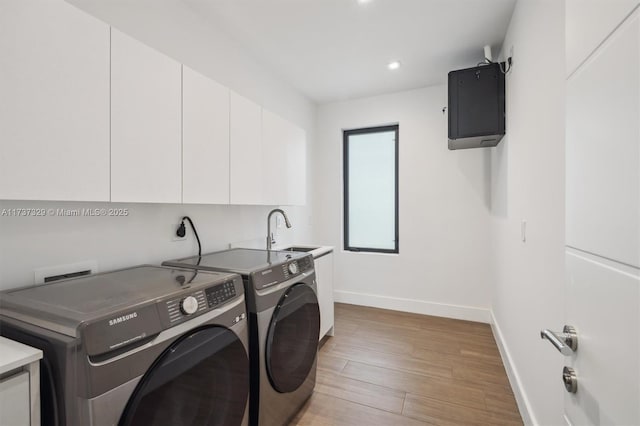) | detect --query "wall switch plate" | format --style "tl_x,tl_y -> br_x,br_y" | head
521,220 -> 527,242
172,224 -> 187,242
